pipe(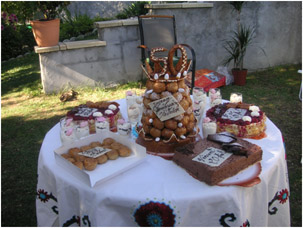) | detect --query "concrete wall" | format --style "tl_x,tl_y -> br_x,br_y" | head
67,1 -> 132,18
36,38 -> 141,94
150,1 -> 302,71
36,2 -> 301,93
